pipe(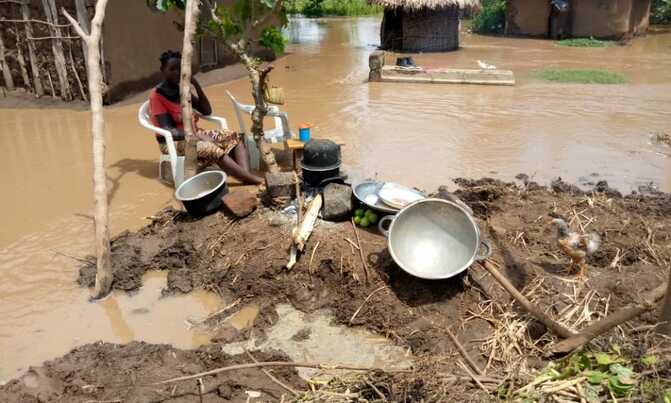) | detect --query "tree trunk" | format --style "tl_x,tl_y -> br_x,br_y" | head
238,53 -> 279,173
41,0 -> 71,100
180,0 -> 201,180
14,27 -> 32,90
63,0 -> 112,299
661,269 -> 671,335
22,1 -> 44,97
0,30 -> 15,91
75,0 -> 90,66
